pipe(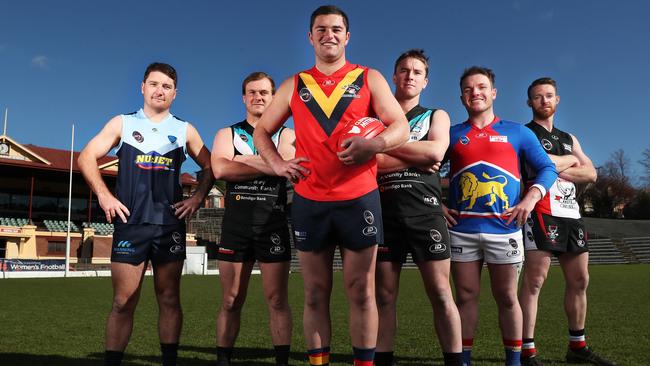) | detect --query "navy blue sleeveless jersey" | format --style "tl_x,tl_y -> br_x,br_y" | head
223,121 -> 288,226
115,109 -> 187,225
378,105 -> 443,217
